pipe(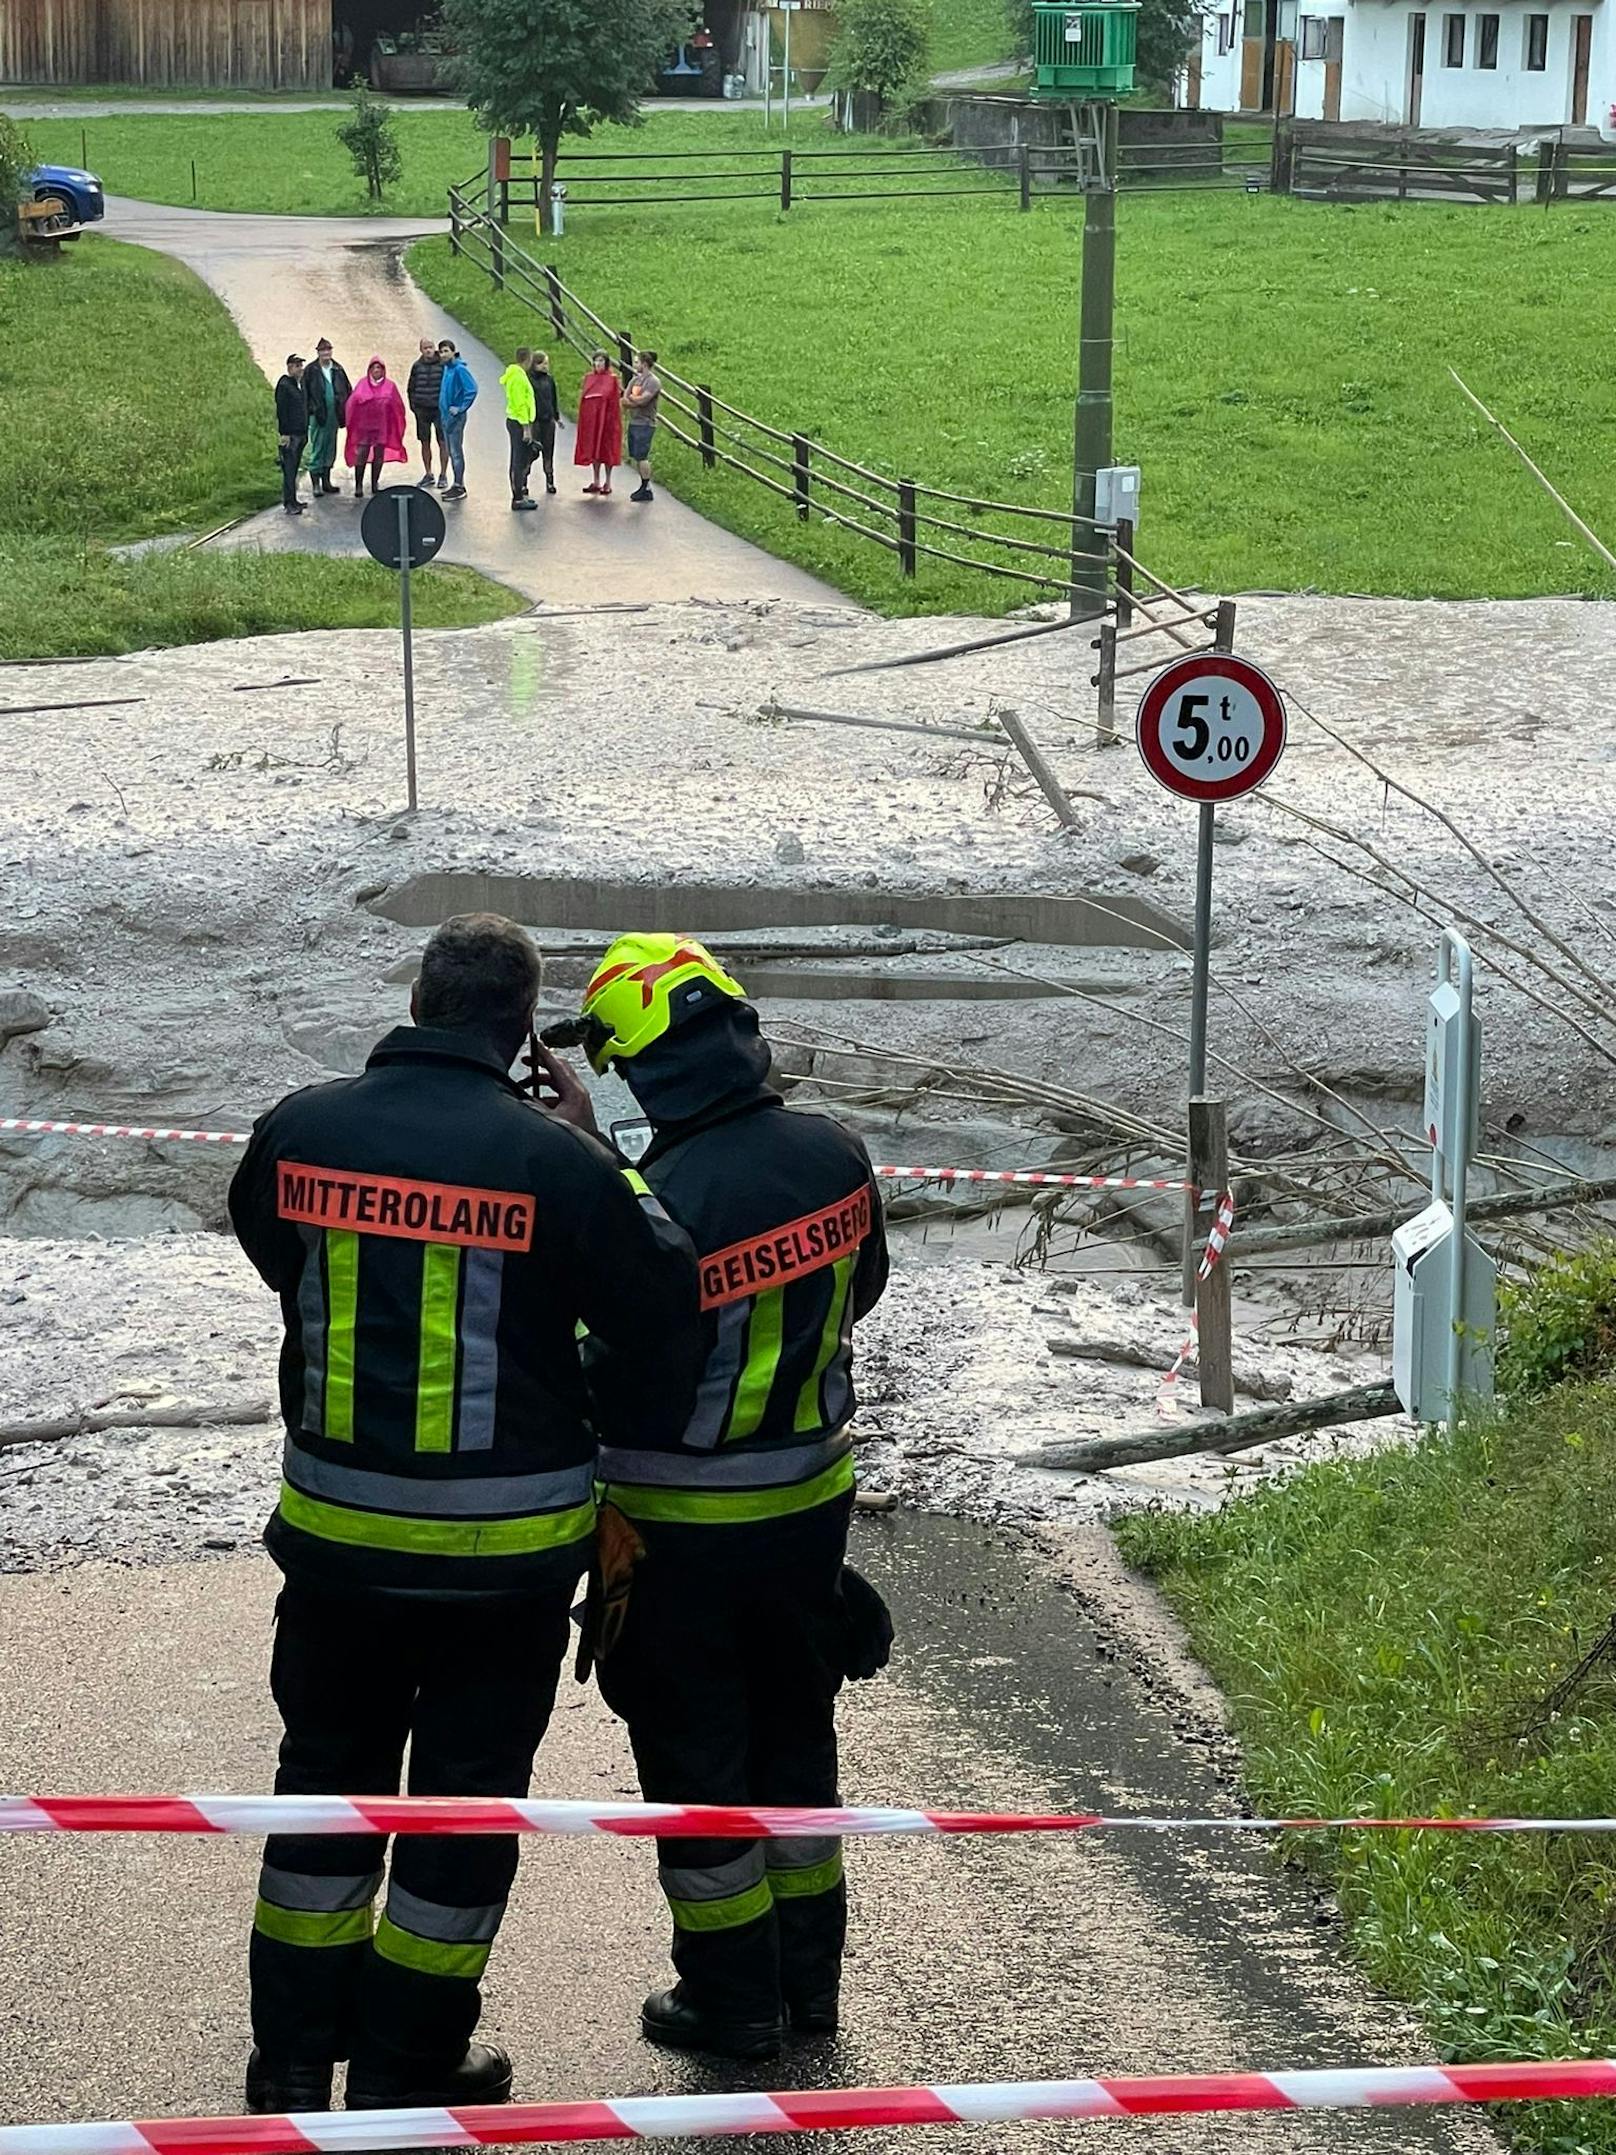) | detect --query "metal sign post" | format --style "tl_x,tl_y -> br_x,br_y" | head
1429,928 -> 1479,1411
1135,630 -> 1288,1304
360,484 -> 447,813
